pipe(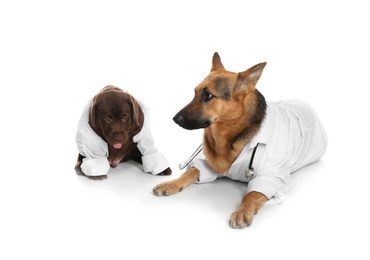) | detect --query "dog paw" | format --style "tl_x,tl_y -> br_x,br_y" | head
229,208 -> 254,229
74,164 -> 107,180
74,165 -> 84,176
153,181 -> 183,196
86,175 -> 108,181
157,167 -> 172,176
